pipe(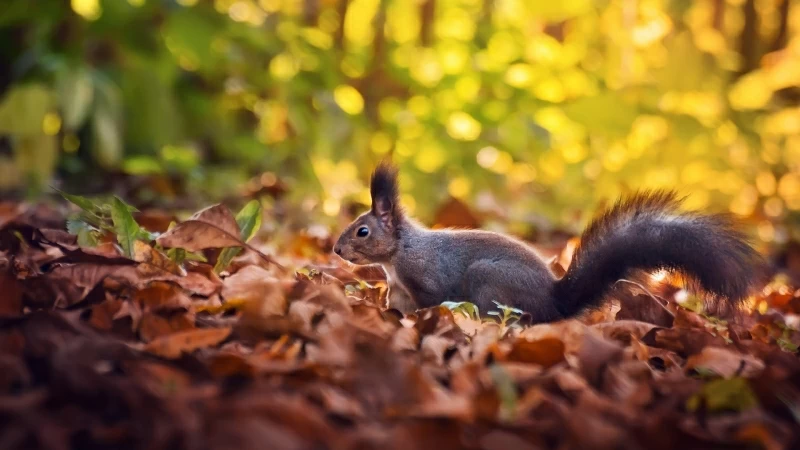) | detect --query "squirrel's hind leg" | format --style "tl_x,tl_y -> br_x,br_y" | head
463,260 -> 561,323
